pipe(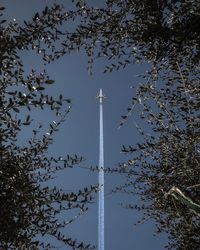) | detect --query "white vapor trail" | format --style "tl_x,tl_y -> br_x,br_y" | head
98,89 -> 104,250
